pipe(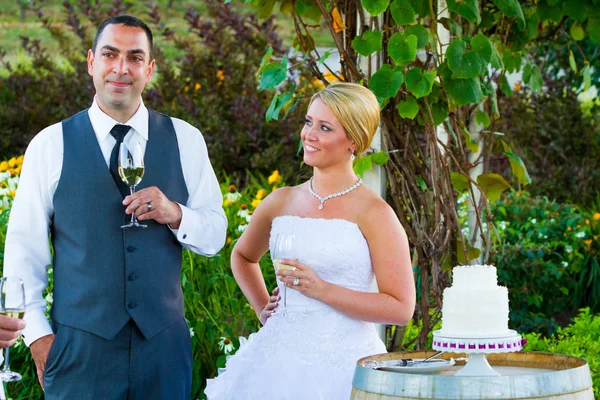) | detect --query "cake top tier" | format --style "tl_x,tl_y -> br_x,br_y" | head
452,264 -> 497,287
